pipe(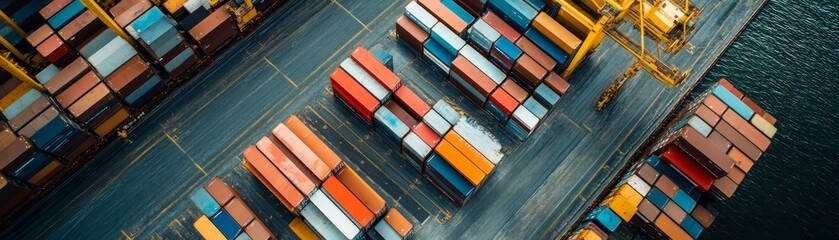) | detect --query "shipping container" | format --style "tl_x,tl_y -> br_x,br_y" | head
721,109 -> 770,150
340,58 -> 390,103
435,139 -> 485,186
555,4 -> 594,39
402,131 -> 432,172
405,1 -> 439,33
242,145 -> 305,213
36,34 -> 77,68
657,146 -> 714,192
543,72 -> 570,96
511,53 -> 546,89
309,189 -> 361,239
423,38 -> 455,76
507,104 -> 539,139
322,176 -> 375,230
585,206 -> 621,232
442,0 -> 475,23
393,86 -> 430,120
224,198 -> 256,227
460,45 -> 505,84
635,200 -> 660,223
255,137 -> 317,196
245,219 -> 275,240
331,68 -> 380,125
489,36 -> 522,72
453,116 -> 503,163
370,218 -> 402,240
444,131 -> 494,174
485,87 -> 517,122
55,71 -> 99,109
205,178 -> 237,206
431,23 -> 466,57
450,55 -> 498,104
44,57 -> 89,95
422,109 -> 451,136
482,11 -> 520,42
300,202 -> 345,240
26,25 -> 53,47
88,35 -> 137,77
522,96 -> 547,119
716,120 -> 762,161
672,190 -> 697,212
467,19 -> 501,54
272,123 -> 331,181
110,0 -> 154,27
524,28 -> 567,64
58,10 -> 104,48
487,0 -> 538,32
289,217 -> 319,240
418,0 -> 468,35
395,15 -> 429,52
194,215 -> 226,240
514,36 -> 556,71
46,0 -> 85,30
189,8 -> 238,56
690,204 -> 717,228
191,188 -> 221,217
374,106 -> 410,148
335,166 -> 387,218
384,208 -> 413,239
212,210 -> 243,239
655,126 -> 736,178
432,100 -> 460,125
351,47 -> 402,92
425,153 -> 473,204
284,115 -> 345,173
654,213 -> 692,240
